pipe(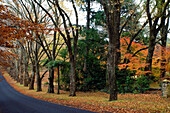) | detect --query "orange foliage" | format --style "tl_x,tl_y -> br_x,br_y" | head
119,37 -> 170,76
152,45 -> 170,77
119,37 -> 150,76
0,4 -> 46,68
